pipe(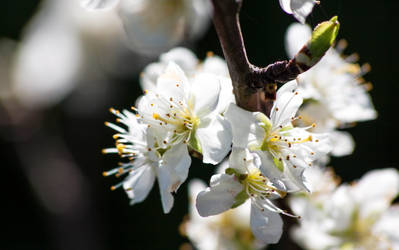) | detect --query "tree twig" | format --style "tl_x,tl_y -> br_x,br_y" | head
210,0 -> 313,116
